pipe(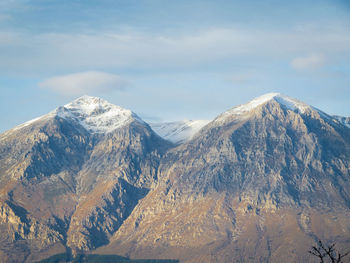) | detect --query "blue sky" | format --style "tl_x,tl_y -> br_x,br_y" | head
1,0 -> 350,132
